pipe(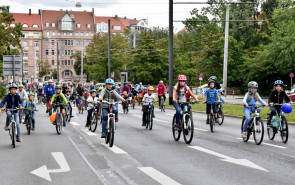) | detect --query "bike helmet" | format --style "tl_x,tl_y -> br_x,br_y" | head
274,80 -> 284,87
143,87 -> 147,91
159,80 -> 163,84
208,80 -> 215,84
123,91 -> 128,95
148,86 -> 154,91
90,89 -> 96,93
105,78 -> 114,84
48,79 -> 53,83
55,85 -> 62,89
208,76 -> 217,82
248,81 -> 258,88
77,82 -> 82,86
28,93 -> 35,97
18,84 -> 24,88
178,75 -> 187,81
9,83 -> 18,90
